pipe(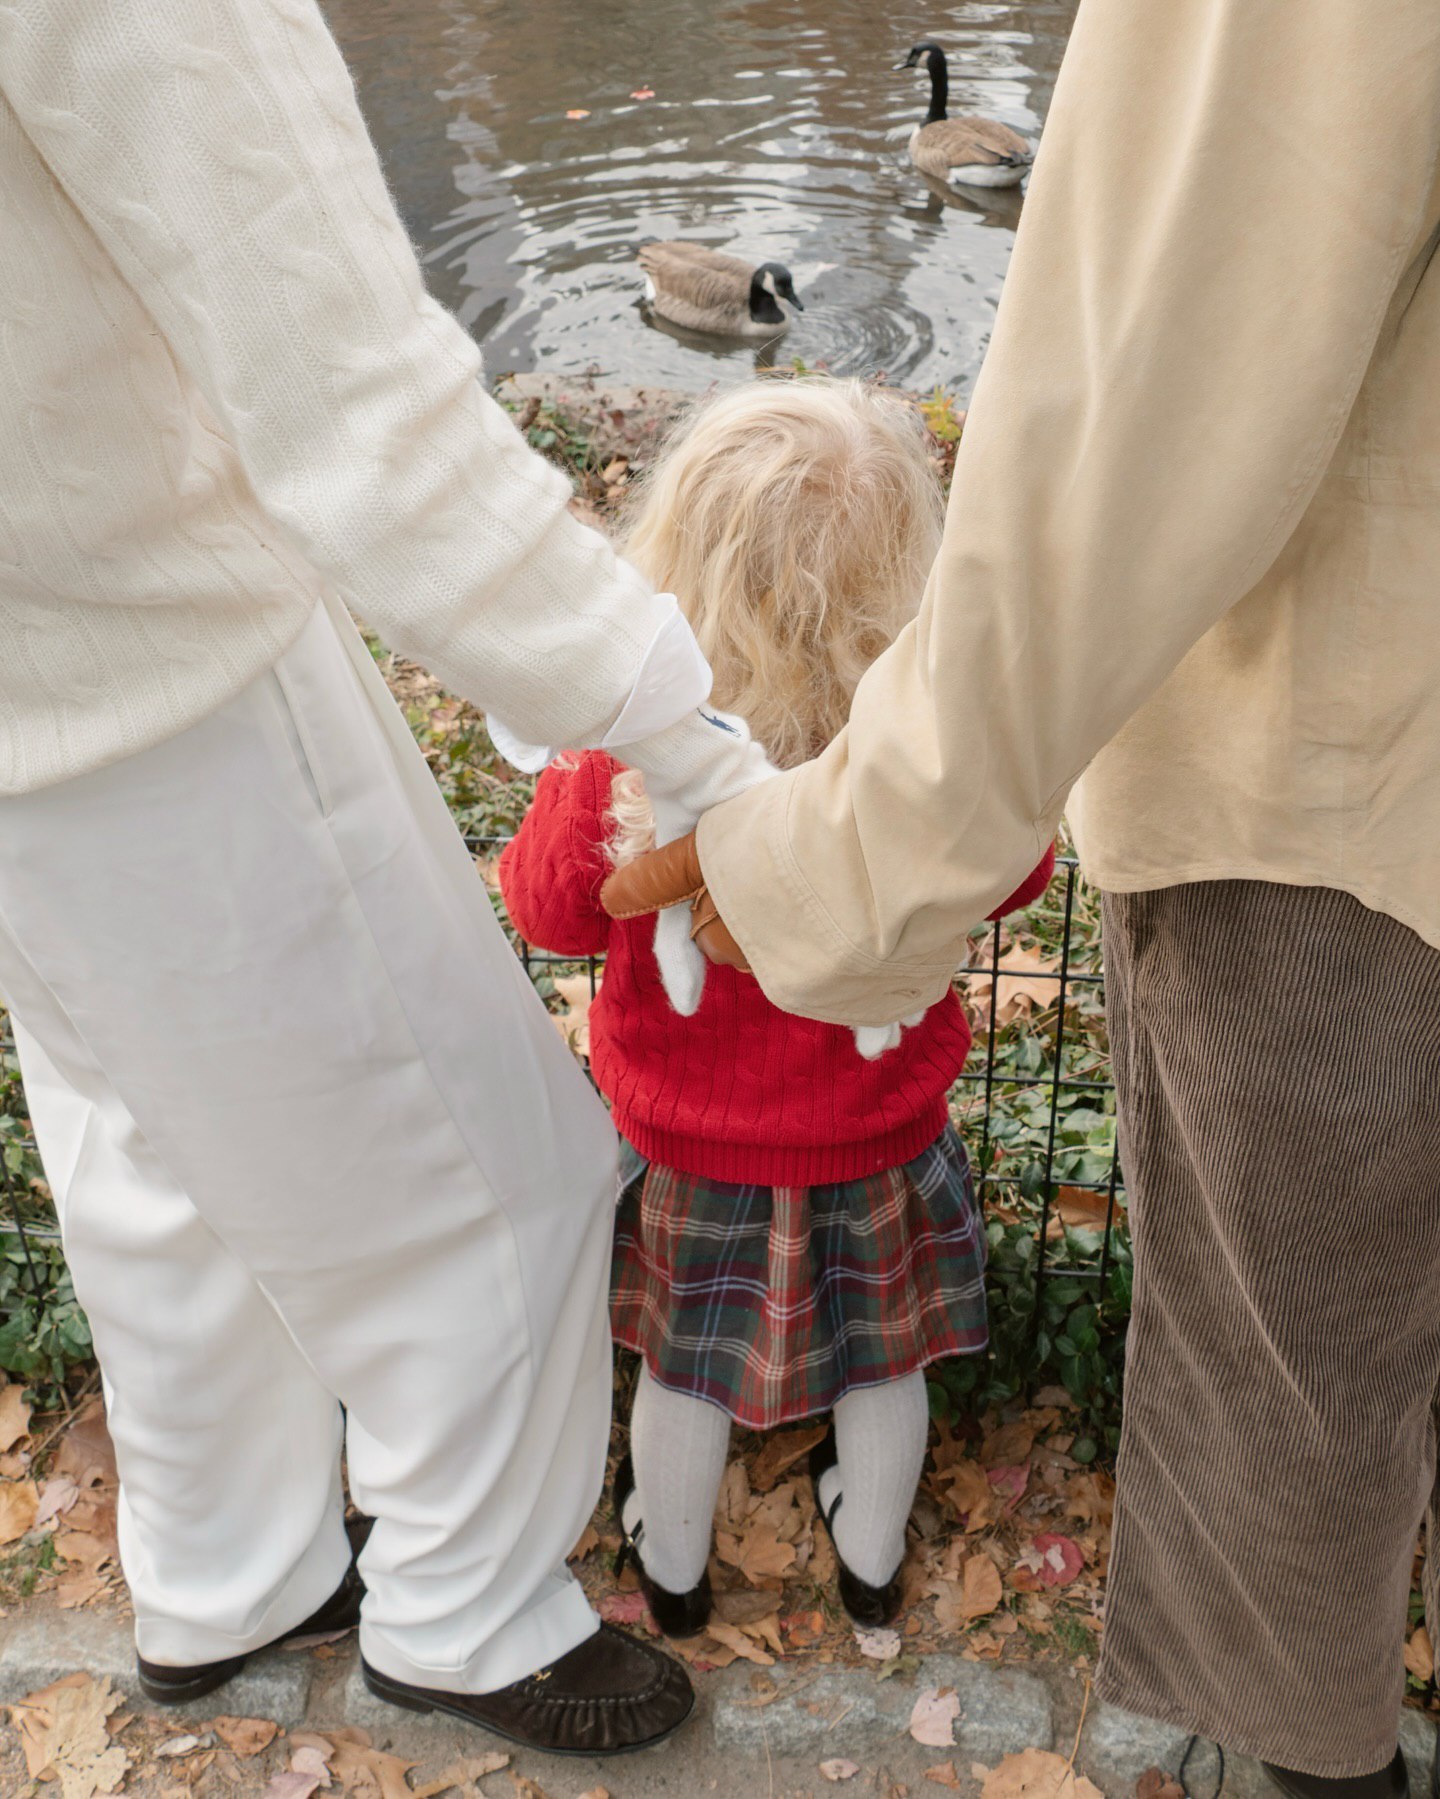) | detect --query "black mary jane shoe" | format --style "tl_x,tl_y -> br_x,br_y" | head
1262,1746 -> 1409,1799
137,1515 -> 371,1705
808,1428 -> 904,1629
612,1453 -> 713,1639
